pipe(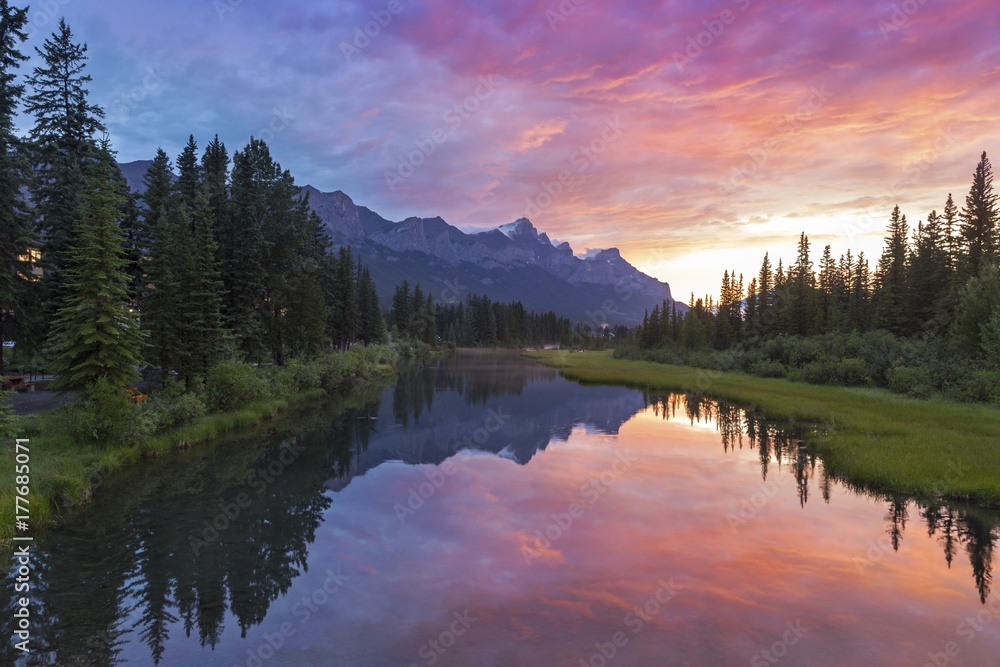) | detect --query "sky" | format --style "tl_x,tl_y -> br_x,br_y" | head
13,0 -> 1000,299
